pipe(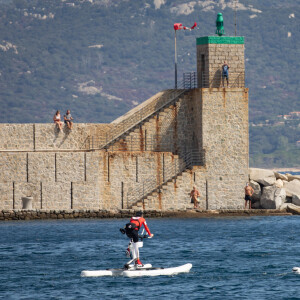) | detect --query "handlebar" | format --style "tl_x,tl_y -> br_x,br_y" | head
139,234 -> 149,239
119,228 -> 154,239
